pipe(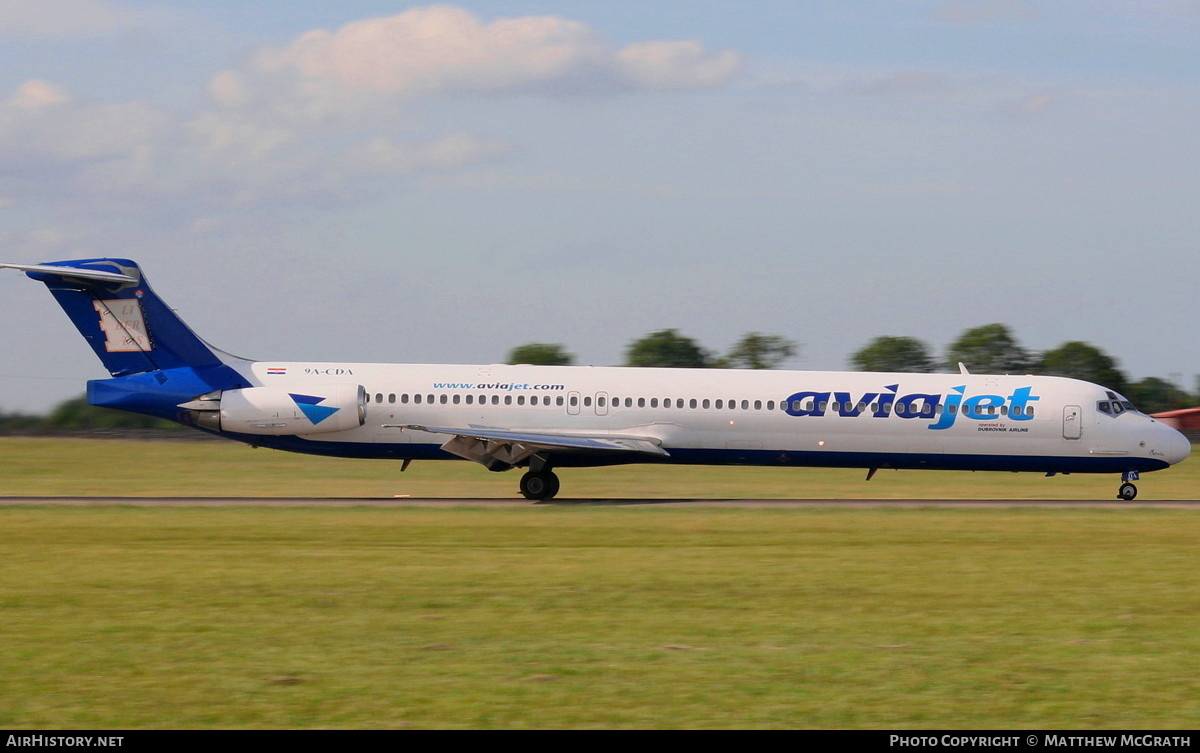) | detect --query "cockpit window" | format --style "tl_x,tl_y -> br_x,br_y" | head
1097,399 -> 1138,416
